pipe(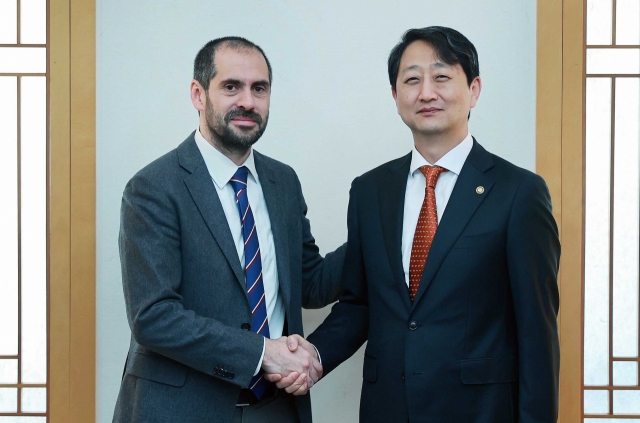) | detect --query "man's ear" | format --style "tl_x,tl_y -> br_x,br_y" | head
190,80 -> 206,113
391,85 -> 397,101
469,76 -> 482,109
